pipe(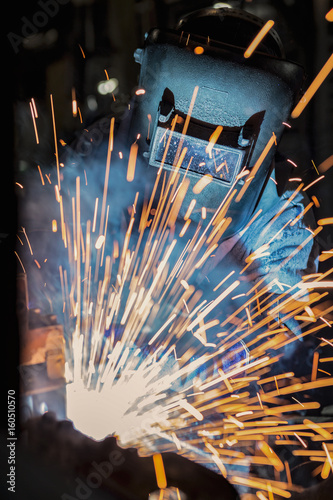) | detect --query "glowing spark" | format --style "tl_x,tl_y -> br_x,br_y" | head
22,227 -> 33,255
322,443 -> 333,473
326,8 -> 333,21
230,477 -> 291,498
50,94 -> 60,190
258,441 -> 284,472
153,454 -> 167,490
127,143 -> 138,182
194,243 -> 218,269
72,88 -> 77,117
290,201 -> 314,226
54,184 -> 61,203
15,182 -> 23,189
318,155 -> 333,173
31,97 -> 38,117
180,279 -> 189,289
78,44 -> 85,58
257,391 -> 264,410
194,46 -> 204,55
211,454 -> 228,478
303,419 -> 332,440
184,199 -> 196,220
98,117 -> 114,250
113,240 -> 119,259
52,220 -> 57,232
29,101 -> 39,144
37,165 -> 45,185
294,433 -> 307,448
235,133 -> 276,202
244,20 -> 275,58
291,53 -> 333,118
95,235 -> 105,250
193,174 -> 213,194
179,400 -> 203,421
135,88 -> 146,95
201,207 -> 207,219
14,251 -> 26,273
303,175 -> 325,191
286,158 -> 297,168
179,219 -> 191,237
256,493 -> 268,500
205,125 -> 223,156
311,352 -> 319,382
148,313 -> 177,345
317,217 -> 333,226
